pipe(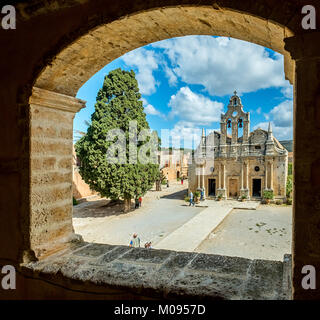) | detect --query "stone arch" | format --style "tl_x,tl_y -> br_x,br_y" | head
28,4 -> 297,259
4,0 -> 320,300
34,5 -> 295,96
